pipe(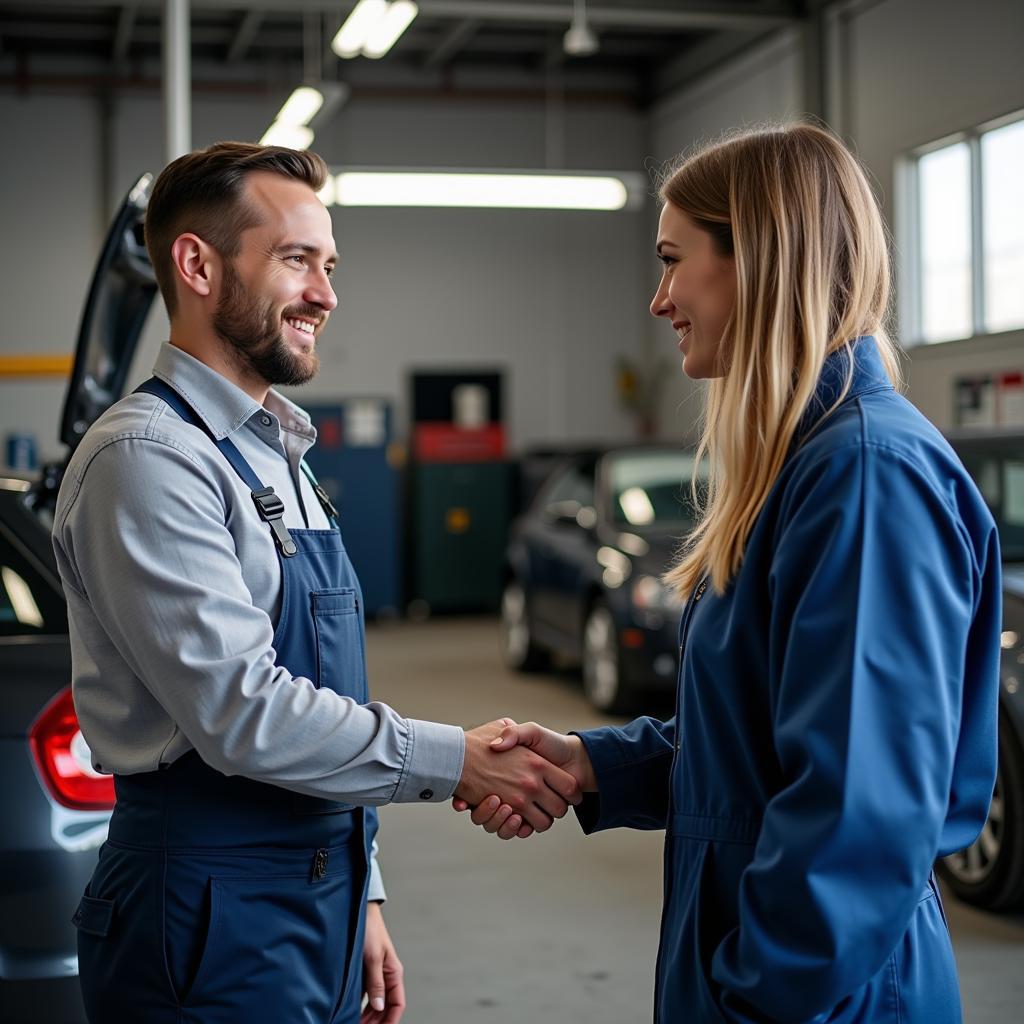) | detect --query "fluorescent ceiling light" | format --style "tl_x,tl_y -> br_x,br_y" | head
333,172 -> 633,210
260,122 -> 315,150
275,86 -> 324,127
363,1 -> 418,58
316,175 -> 337,207
332,0 -> 386,58
332,0 -> 417,59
